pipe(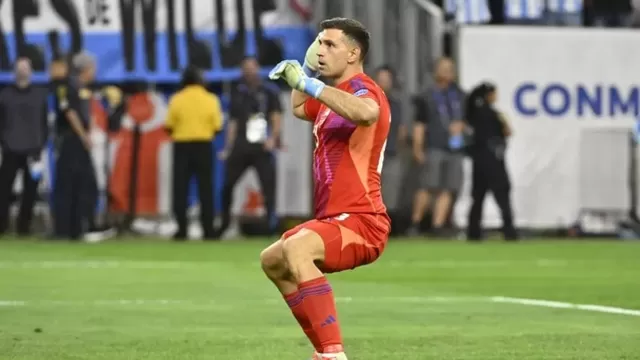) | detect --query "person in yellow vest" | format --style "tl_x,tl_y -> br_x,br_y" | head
165,66 -> 223,240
